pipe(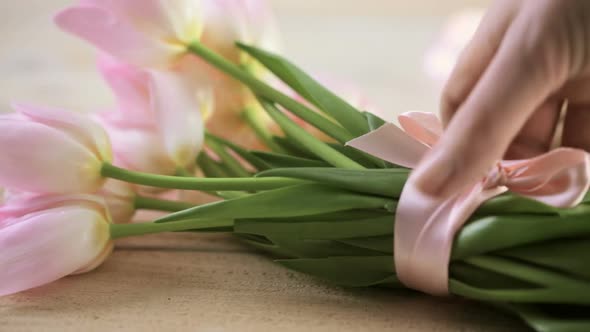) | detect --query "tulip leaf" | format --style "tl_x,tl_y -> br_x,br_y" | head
235,216 -> 392,241
499,239 -> 590,279
251,151 -> 330,168
205,133 -> 271,172
156,184 -> 392,223
257,167 -> 408,198
452,213 -> 590,260
237,42 -> 370,137
259,99 -> 365,169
